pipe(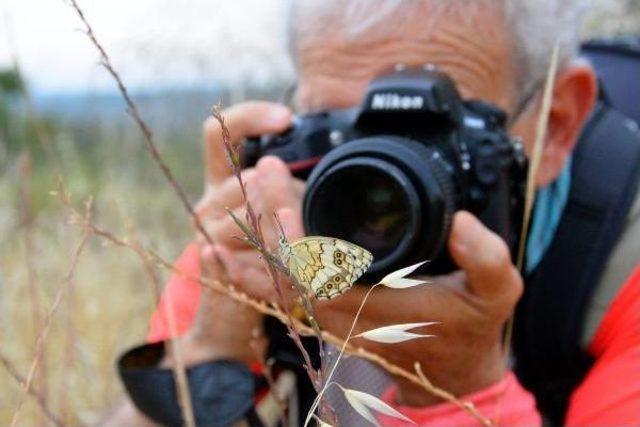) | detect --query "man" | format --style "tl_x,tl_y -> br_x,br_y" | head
106,1 -> 640,425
